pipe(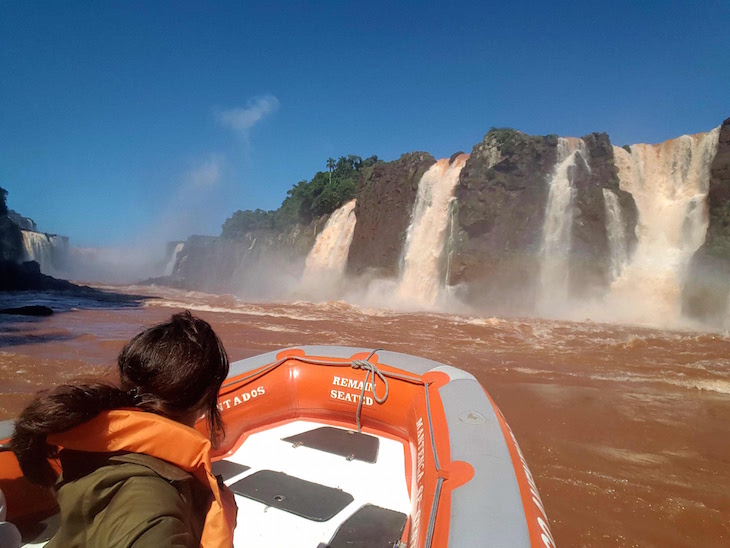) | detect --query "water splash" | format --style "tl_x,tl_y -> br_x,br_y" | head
397,154 -> 469,307
603,189 -> 628,281
537,138 -> 588,311
608,128 -> 720,324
